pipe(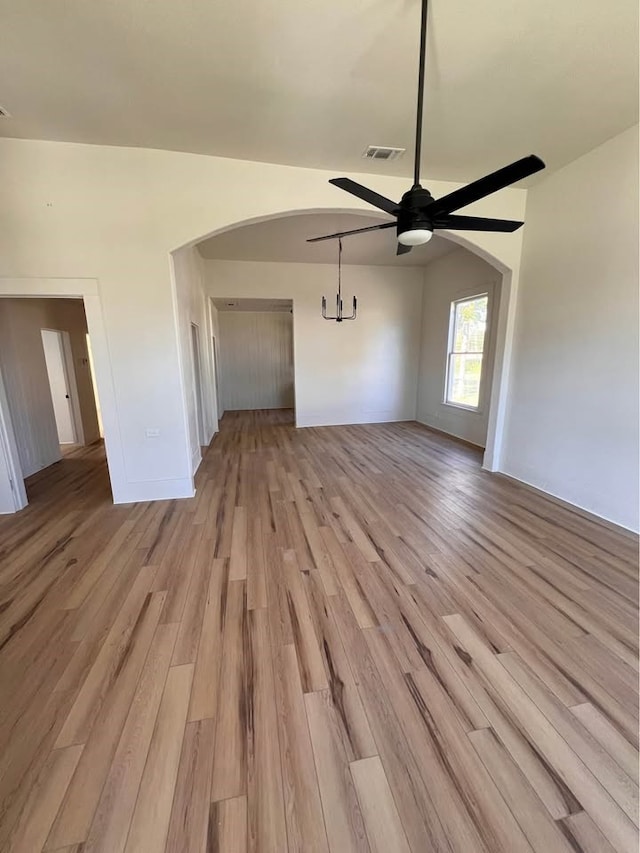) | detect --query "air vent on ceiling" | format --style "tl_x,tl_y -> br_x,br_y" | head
363,145 -> 405,162
0,105 -> 10,118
